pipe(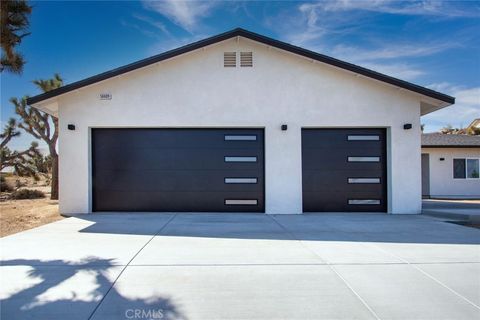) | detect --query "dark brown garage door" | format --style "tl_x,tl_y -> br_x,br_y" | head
92,128 -> 264,212
302,128 -> 387,212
